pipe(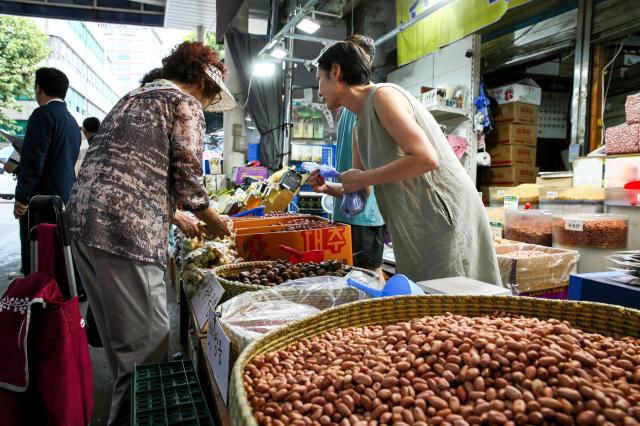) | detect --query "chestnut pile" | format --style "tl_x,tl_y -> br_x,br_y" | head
222,260 -> 353,287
